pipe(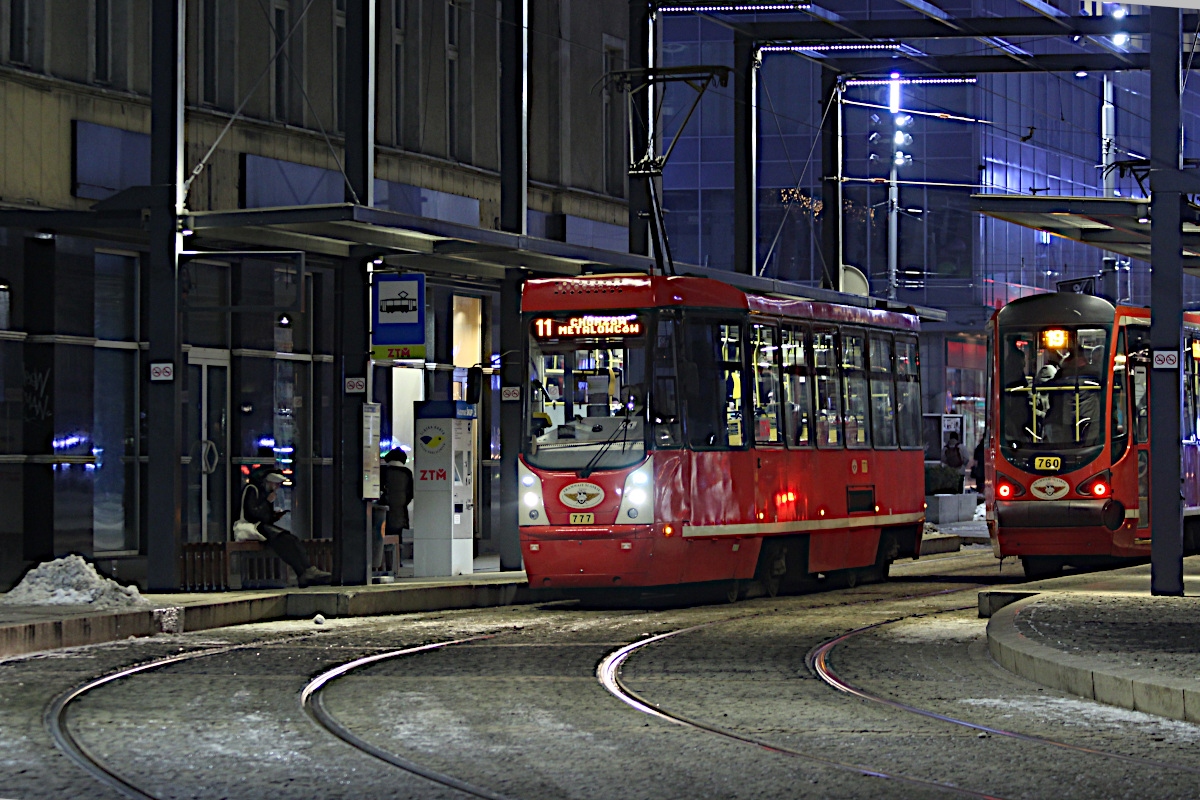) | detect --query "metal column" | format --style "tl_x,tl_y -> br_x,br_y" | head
733,35 -> 757,275
1149,6 -> 1184,596
145,0 -> 185,590
627,1 -> 653,256
497,268 -> 524,571
820,71 -> 842,291
344,0 -> 376,207
333,0 -> 376,585
500,0 -> 528,234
